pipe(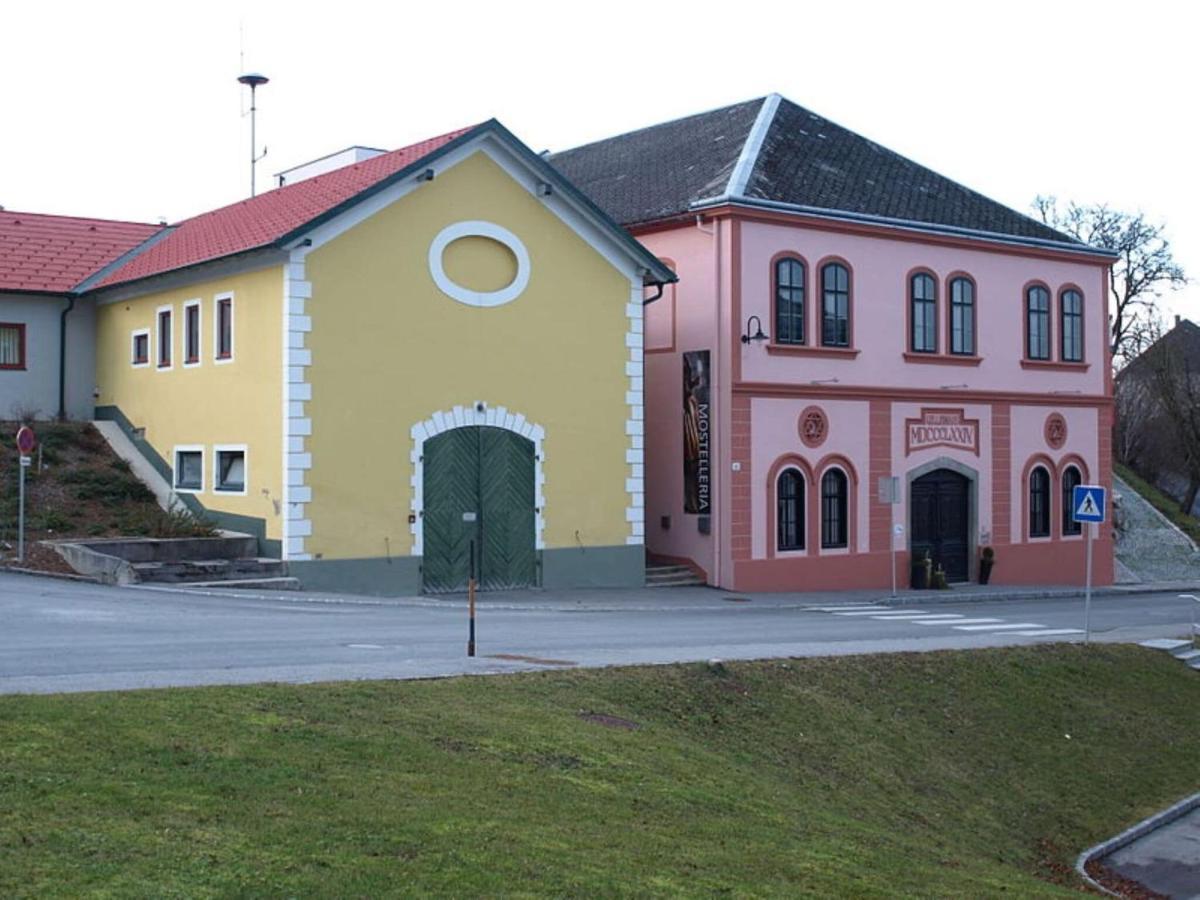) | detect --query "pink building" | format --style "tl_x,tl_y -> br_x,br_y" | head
554,95 -> 1116,591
